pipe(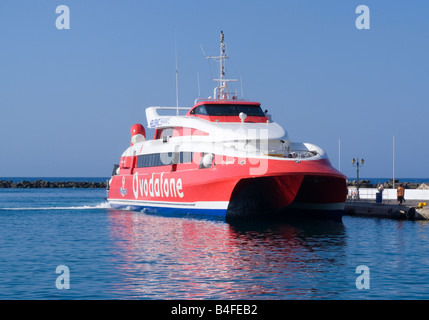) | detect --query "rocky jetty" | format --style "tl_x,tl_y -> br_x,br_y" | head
0,180 -> 107,188
347,179 -> 422,189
